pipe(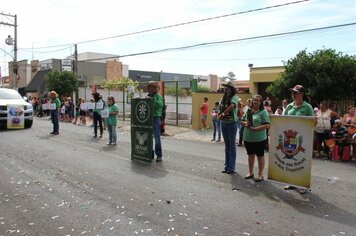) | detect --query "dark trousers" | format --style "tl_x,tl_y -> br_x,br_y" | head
93,112 -> 103,136
50,110 -> 59,132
